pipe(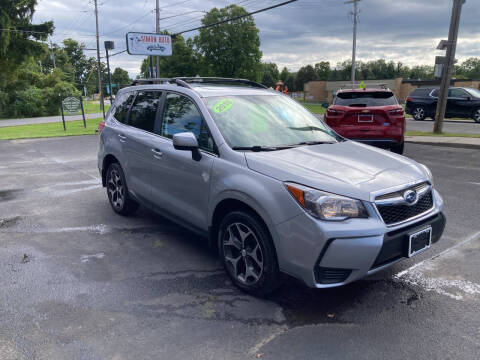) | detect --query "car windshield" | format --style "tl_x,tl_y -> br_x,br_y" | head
465,88 -> 480,98
203,95 -> 340,149
334,91 -> 397,107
